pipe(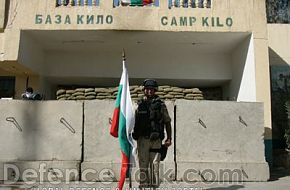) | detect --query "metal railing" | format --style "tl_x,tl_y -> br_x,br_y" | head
56,0 -> 99,6
169,0 -> 211,8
